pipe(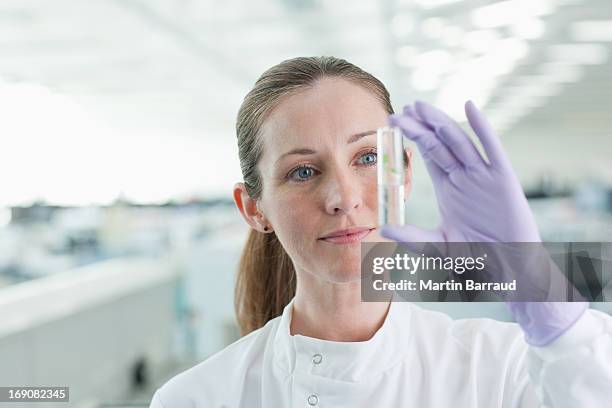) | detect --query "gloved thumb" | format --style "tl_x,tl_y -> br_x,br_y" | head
380,224 -> 444,244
